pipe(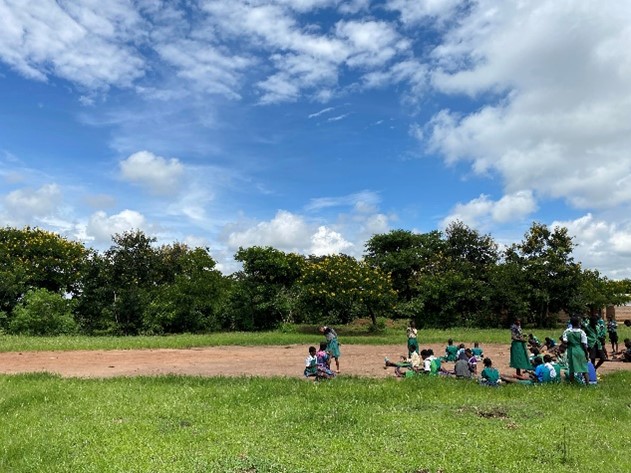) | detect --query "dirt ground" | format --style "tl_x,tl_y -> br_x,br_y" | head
0,343 -> 629,379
